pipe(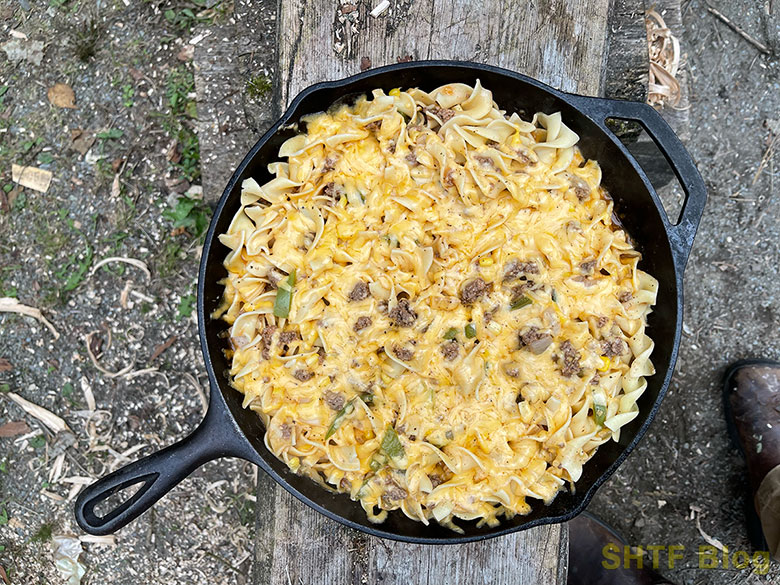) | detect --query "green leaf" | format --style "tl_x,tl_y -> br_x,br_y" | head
178,293 -> 196,319
325,398 -> 354,439
380,425 -> 405,459
164,9 -> 176,21
464,323 -> 477,338
62,244 -> 93,292
0,461 -> 7,473
0,508 -> 7,525
443,327 -> 458,340
37,152 -> 54,165
0,383 -> 9,393
510,296 -> 532,310
0,86 -> 8,98
62,382 -> 74,398
273,269 -> 296,318
29,435 -> 46,449
97,128 -> 123,140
